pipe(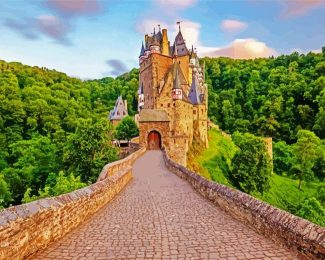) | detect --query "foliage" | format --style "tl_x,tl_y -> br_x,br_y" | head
230,132 -> 272,194
273,141 -> 293,175
296,197 -> 325,226
291,130 -> 320,189
203,51 -> 325,142
0,60 -> 127,207
192,130 -> 324,226
114,116 -> 139,141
